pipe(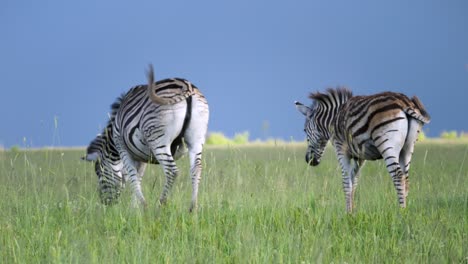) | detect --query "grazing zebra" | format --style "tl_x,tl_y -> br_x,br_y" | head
295,87 -> 430,213
83,65 -> 209,212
